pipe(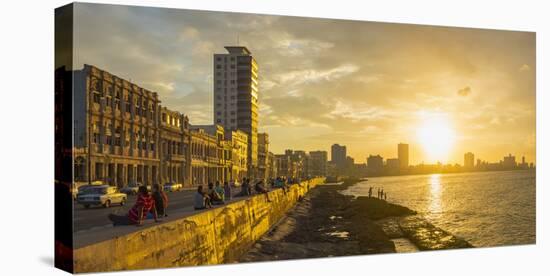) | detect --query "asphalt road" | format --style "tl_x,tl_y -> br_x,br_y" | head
73,188 -> 244,232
